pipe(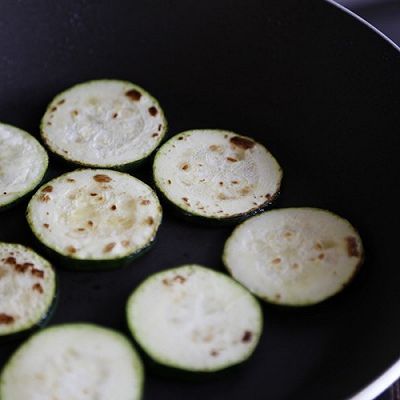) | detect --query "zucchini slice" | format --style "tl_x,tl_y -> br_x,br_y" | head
0,123 -> 48,211
223,208 -> 364,306
0,242 -> 56,338
26,169 -> 162,268
40,79 -> 167,170
0,323 -> 144,400
126,264 -> 262,372
153,130 -> 282,223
